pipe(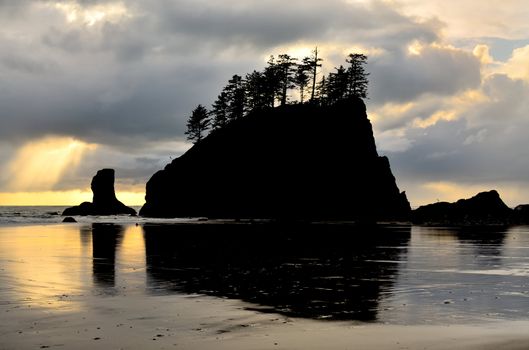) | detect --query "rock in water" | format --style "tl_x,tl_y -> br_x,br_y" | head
62,216 -> 77,223
62,169 -> 136,216
412,190 -> 512,225
89,169 -> 135,215
140,98 -> 411,221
